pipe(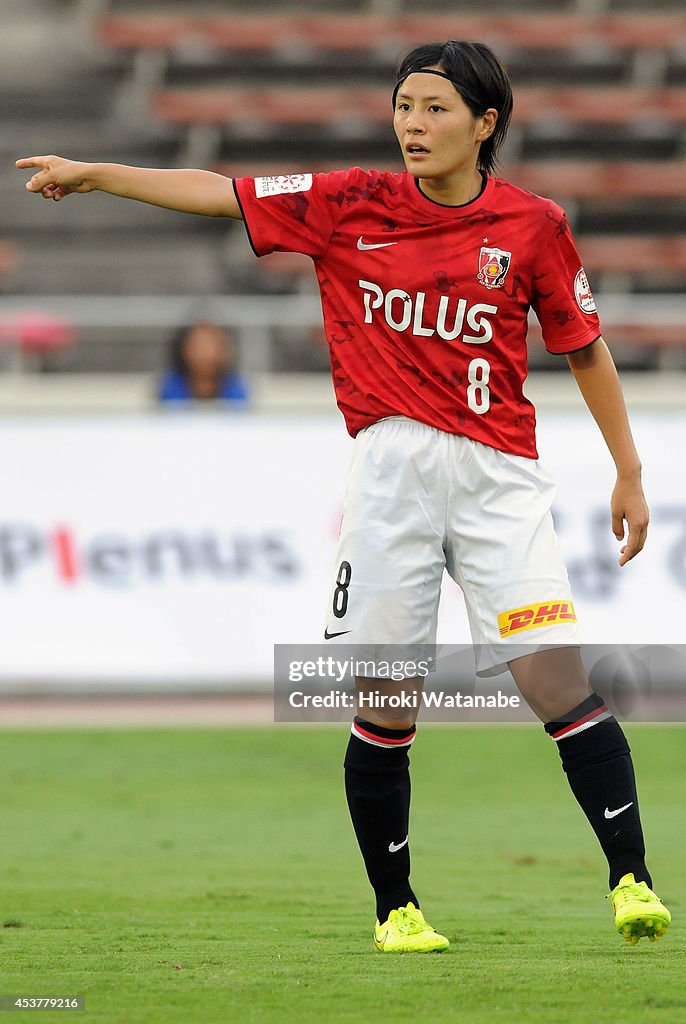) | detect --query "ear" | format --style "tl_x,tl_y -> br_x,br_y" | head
478,108 -> 498,142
